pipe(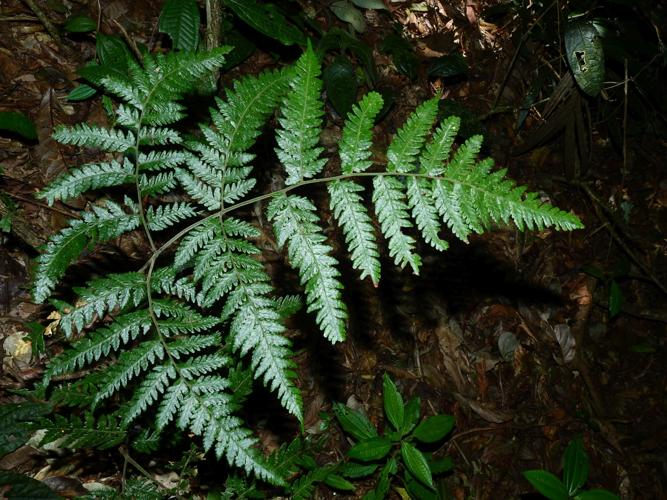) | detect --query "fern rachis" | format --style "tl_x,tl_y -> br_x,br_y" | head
34,43 -> 582,486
